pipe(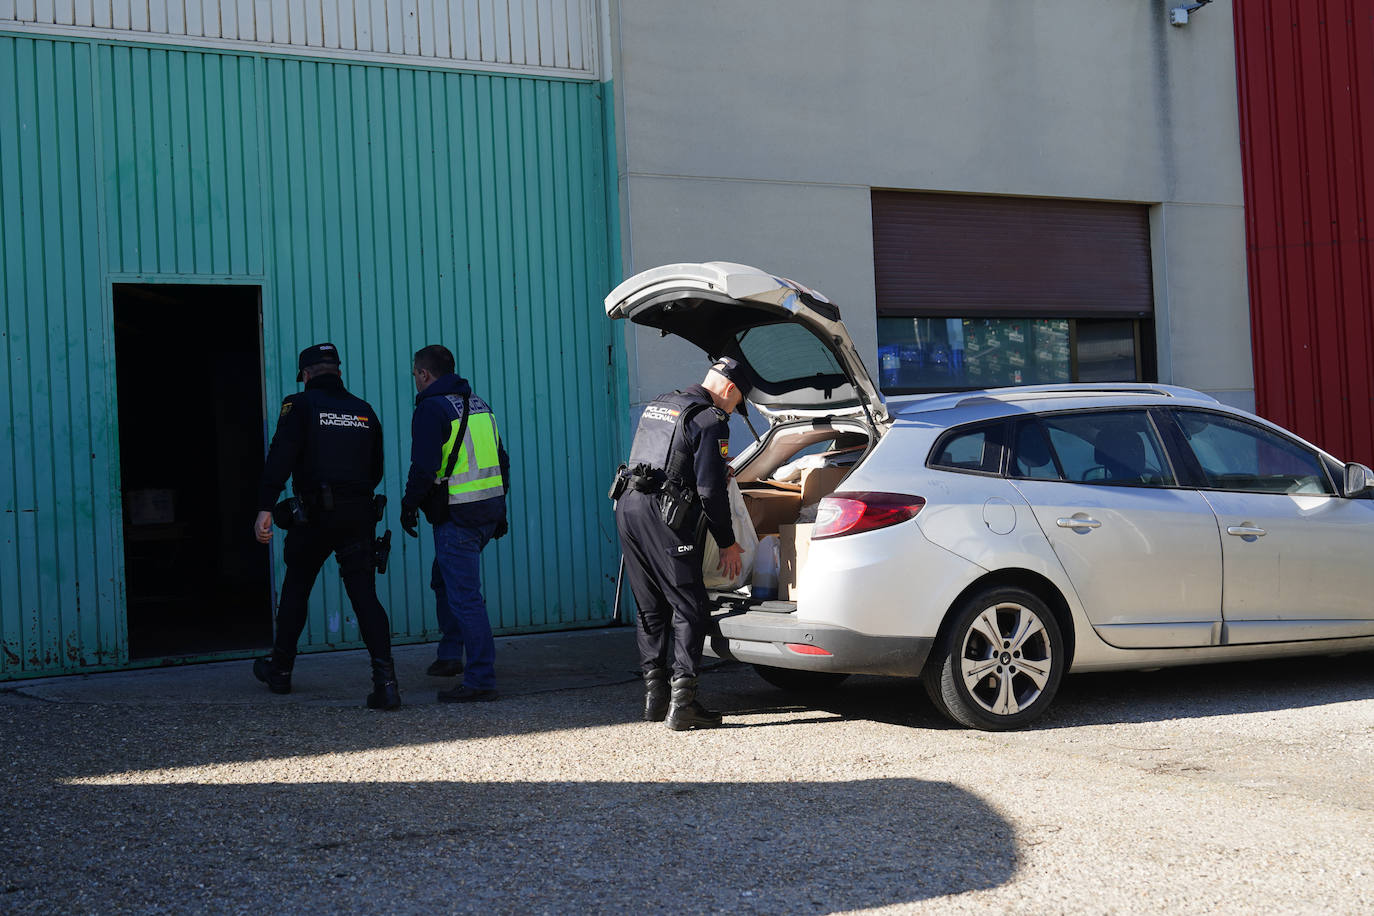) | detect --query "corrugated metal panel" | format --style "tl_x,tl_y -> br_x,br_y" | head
0,35 -> 124,675
258,57 -> 618,646
0,34 -> 618,677
0,0 -> 598,79
1234,1 -> 1374,464
872,191 -> 1154,318
99,44 -> 264,276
